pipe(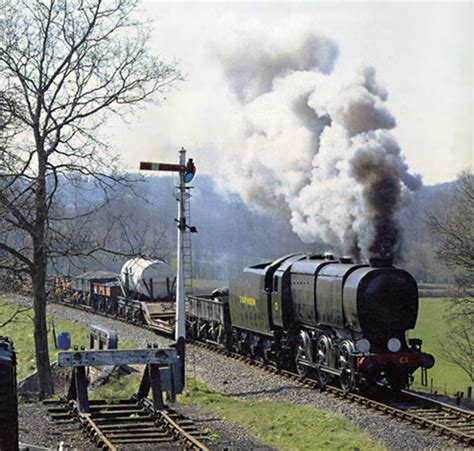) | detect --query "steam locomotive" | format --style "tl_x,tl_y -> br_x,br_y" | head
188,253 -> 435,392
